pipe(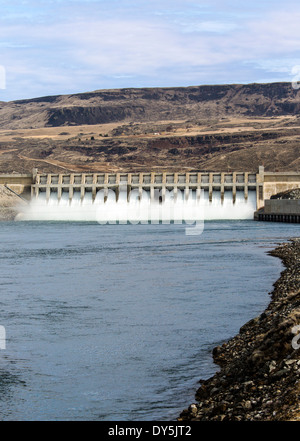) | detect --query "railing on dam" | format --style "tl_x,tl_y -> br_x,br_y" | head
31,171 -> 259,204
